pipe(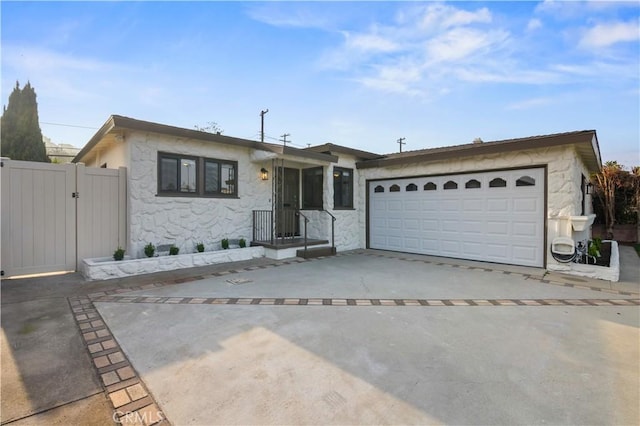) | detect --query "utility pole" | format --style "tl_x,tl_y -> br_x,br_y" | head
280,133 -> 291,146
397,137 -> 406,153
260,109 -> 269,142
